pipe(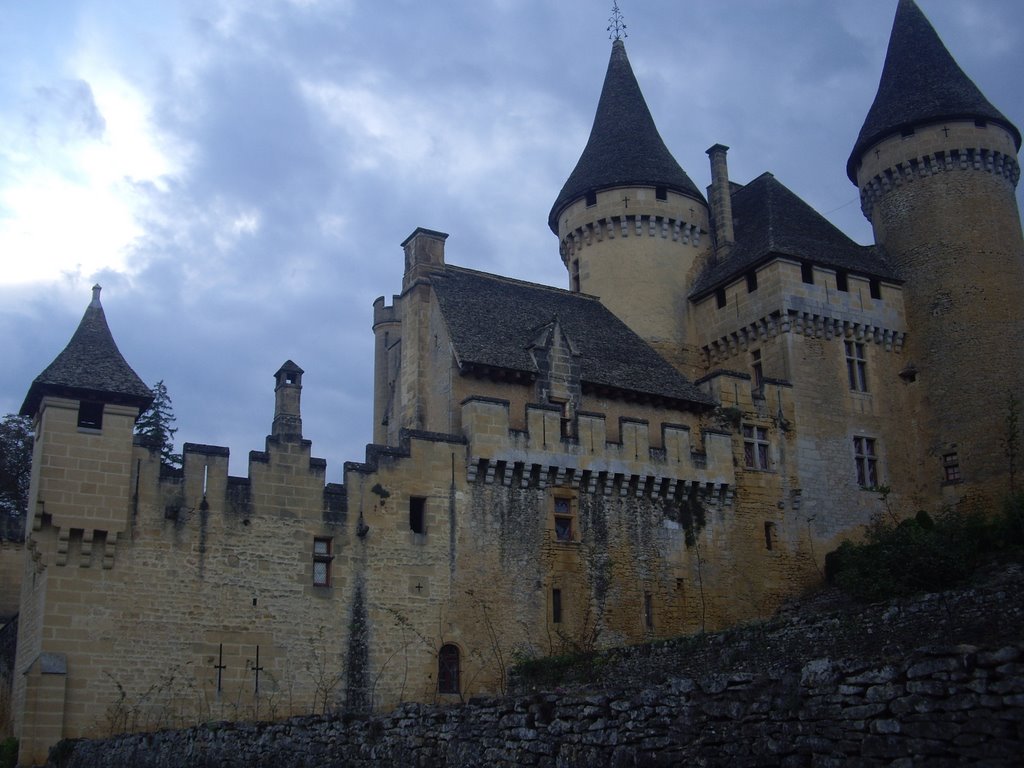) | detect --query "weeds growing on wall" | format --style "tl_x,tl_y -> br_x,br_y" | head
825,498 -> 1024,602
0,737 -> 17,768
